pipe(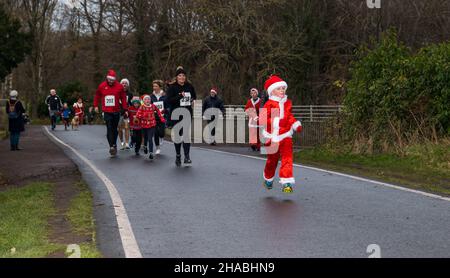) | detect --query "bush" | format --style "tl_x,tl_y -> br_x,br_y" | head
343,30 -> 450,153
